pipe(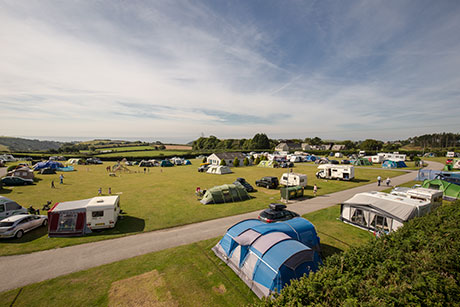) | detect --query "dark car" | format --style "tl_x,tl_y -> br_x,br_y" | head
234,177 -> 256,192
341,159 -> 351,164
330,160 -> 339,164
258,203 -> 300,223
255,176 -> 279,189
198,165 -> 210,172
1,176 -> 33,186
87,158 -> 103,164
279,162 -> 294,168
